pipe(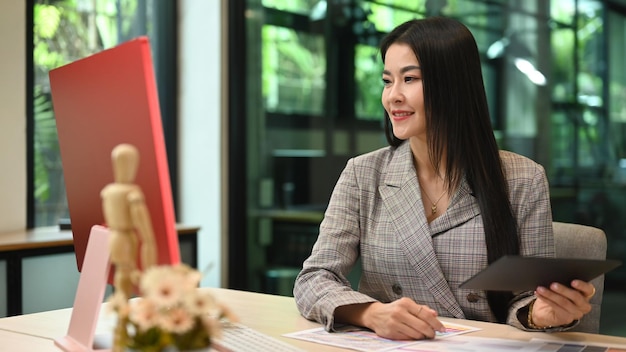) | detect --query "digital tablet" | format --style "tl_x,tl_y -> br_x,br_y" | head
459,255 -> 622,291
